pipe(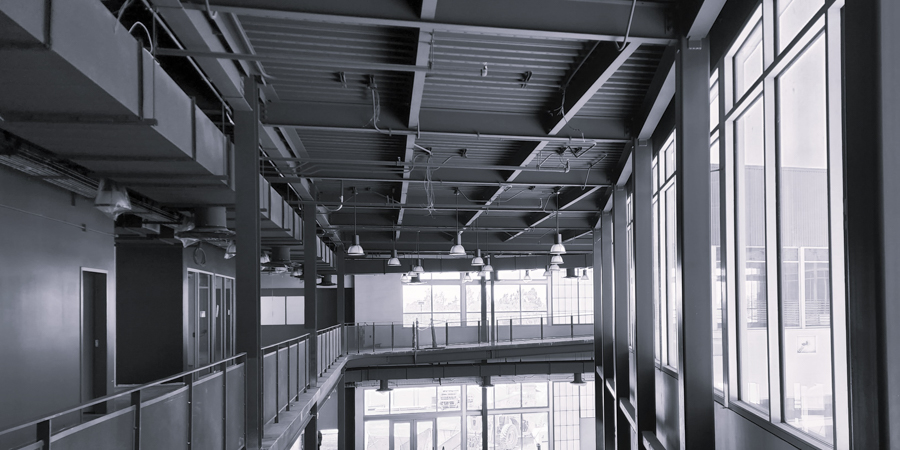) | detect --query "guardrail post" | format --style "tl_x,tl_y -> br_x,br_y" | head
445,322 -> 449,346
221,361 -> 228,450
372,323 -> 376,353
274,348 -> 280,424
570,315 -> 574,339
541,317 -> 544,340
185,373 -> 194,449
130,390 -> 142,450
357,323 -> 362,354
391,322 -> 395,351
510,318 -> 513,342
36,419 -> 51,450
415,320 -> 420,350
430,319 -> 437,349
